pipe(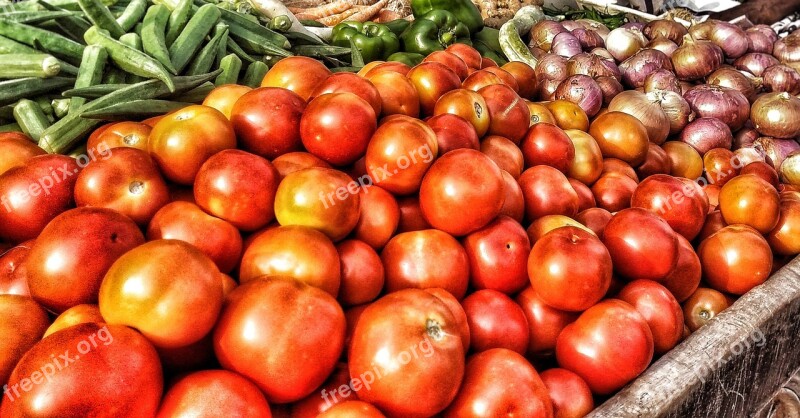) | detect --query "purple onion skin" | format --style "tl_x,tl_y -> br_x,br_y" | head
622,22 -> 645,31
746,29 -> 774,54
619,49 -> 674,89
733,126 -> 760,150
706,67 -> 761,102
680,117 -> 734,154
552,31 -> 583,58
529,20 -> 568,51
566,53 -> 621,80
688,20 -> 748,59
590,48 -> 615,61
733,53 -> 780,77
753,137 -> 800,169
643,20 -> 688,45
572,28 -> 604,51
554,74 -> 604,117
684,84 -> 750,131
672,36 -> 724,81
537,78 -> 561,101
596,76 -> 624,106
762,64 -> 800,95
646,38 -> 679,57
644,69 -> 682,94
535,53 -> 568,83
561,20 -> 584,32
750,24 -> 779,44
